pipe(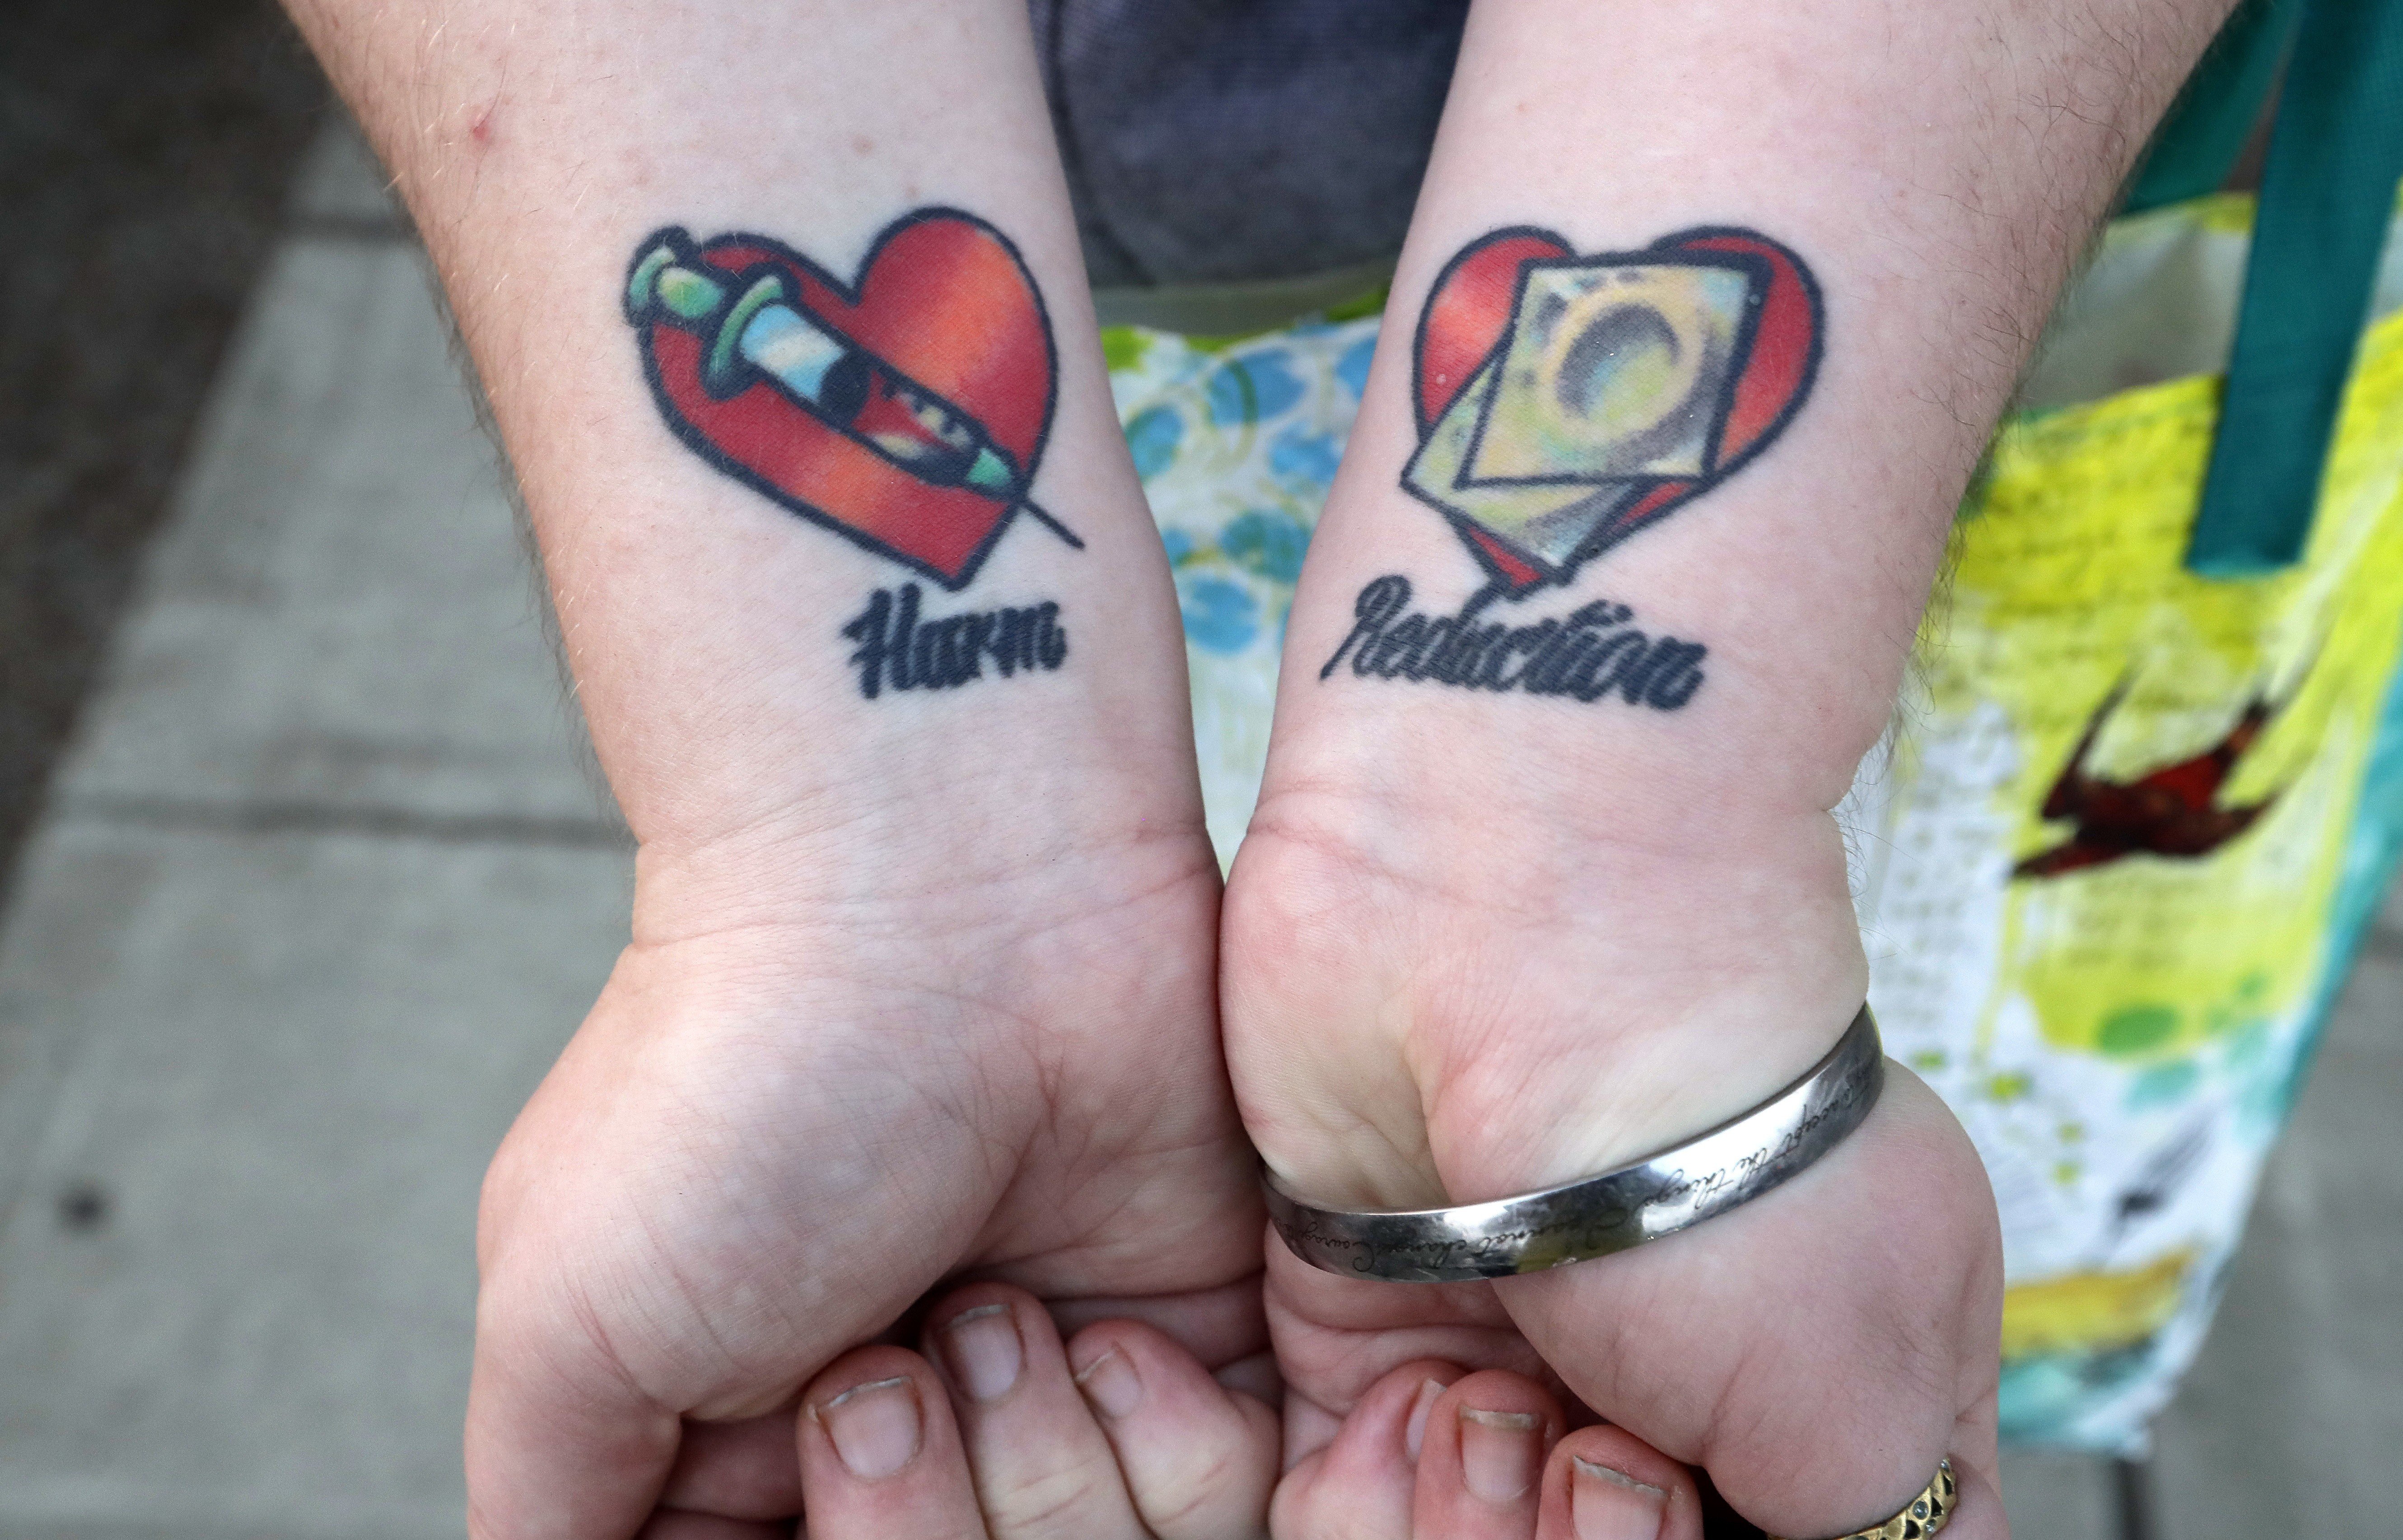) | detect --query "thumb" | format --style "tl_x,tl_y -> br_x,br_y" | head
465,1279 -> 682,1540
1496,1072 -> 2000,1536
